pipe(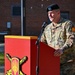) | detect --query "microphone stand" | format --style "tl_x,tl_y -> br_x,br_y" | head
35,22 -> 47,75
